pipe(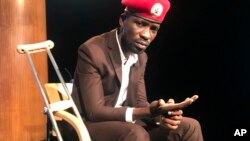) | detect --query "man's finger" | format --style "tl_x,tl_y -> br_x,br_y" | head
168,110 -> 183,116
159,99 -> 166,106
167,98 -> 175,104
191,95 -> 199,102
161,117 -> 180,130
160,99 -> 191,111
